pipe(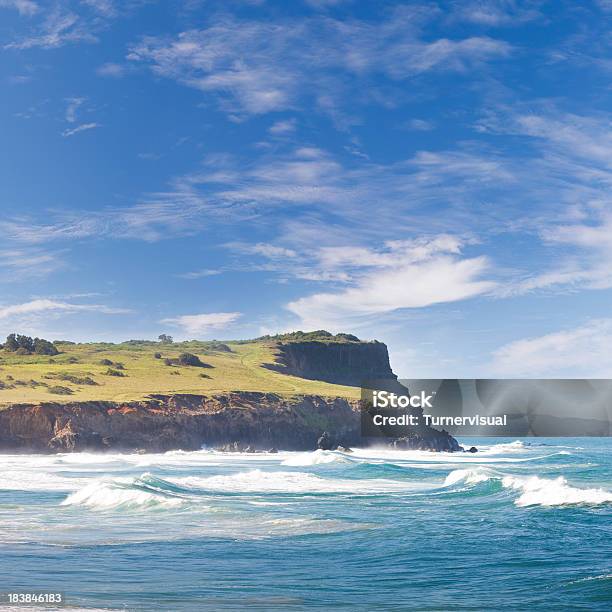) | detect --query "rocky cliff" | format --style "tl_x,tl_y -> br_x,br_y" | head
0,393 -> 361,453
266,340 -> 396,387
0,392 -> 461,453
